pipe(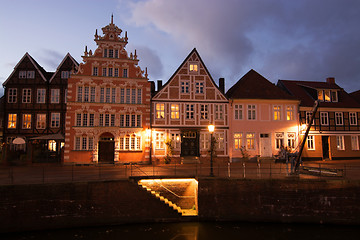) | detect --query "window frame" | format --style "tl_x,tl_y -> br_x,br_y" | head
156,103 -> 165,119
335,112 -> 343,126
171,104 -> 180,119
336,135 -> 345,150
22,88 -> 31,103
37,88 -> 46,103
320,112 -> 329,126
51,89 -> 60,104
22,114 -> 32,129
51,113 -> 60,128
